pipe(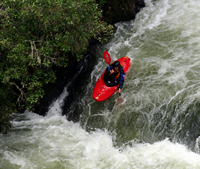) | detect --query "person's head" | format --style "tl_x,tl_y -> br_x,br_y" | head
113,61 -> 120,71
